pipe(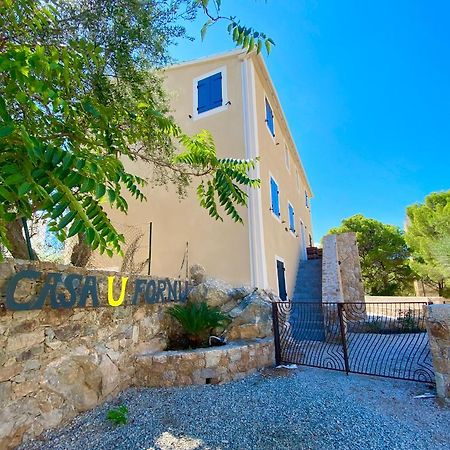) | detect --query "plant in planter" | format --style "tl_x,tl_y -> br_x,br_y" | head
167,302 -> 231,348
